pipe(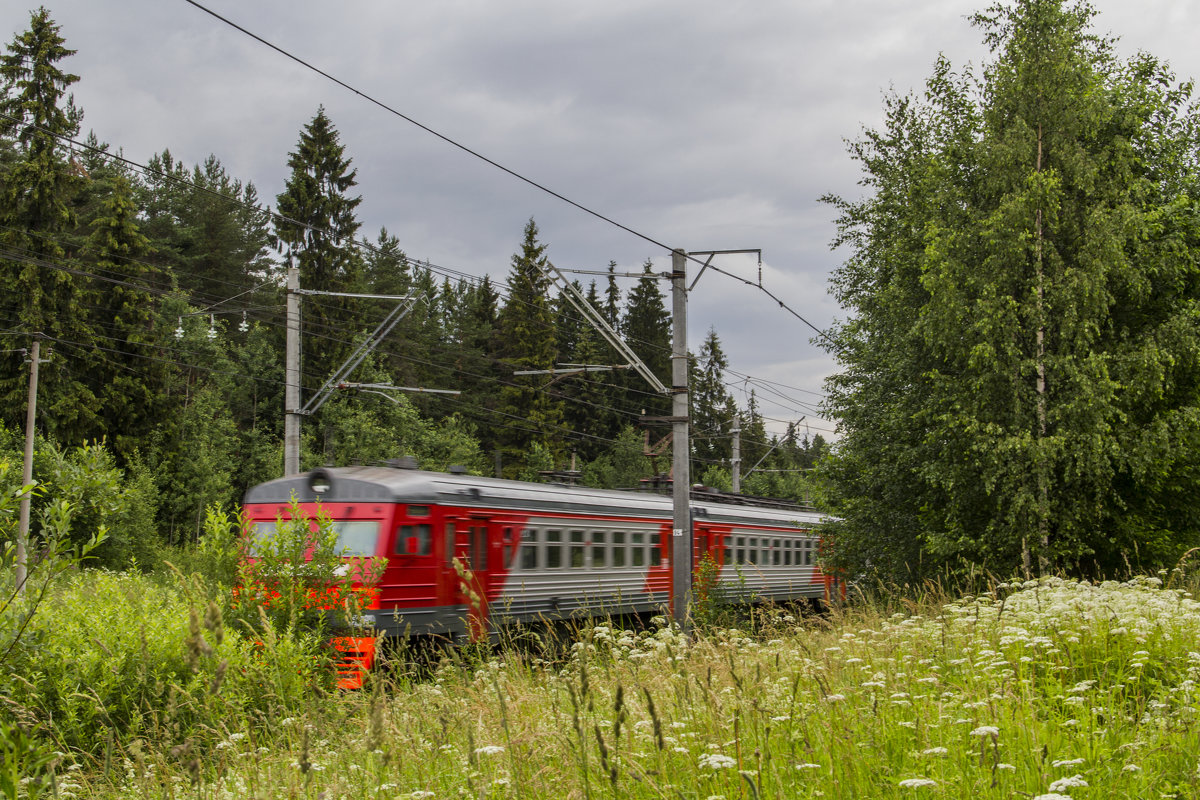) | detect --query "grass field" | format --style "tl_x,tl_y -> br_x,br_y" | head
10,572 -> 1200,799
